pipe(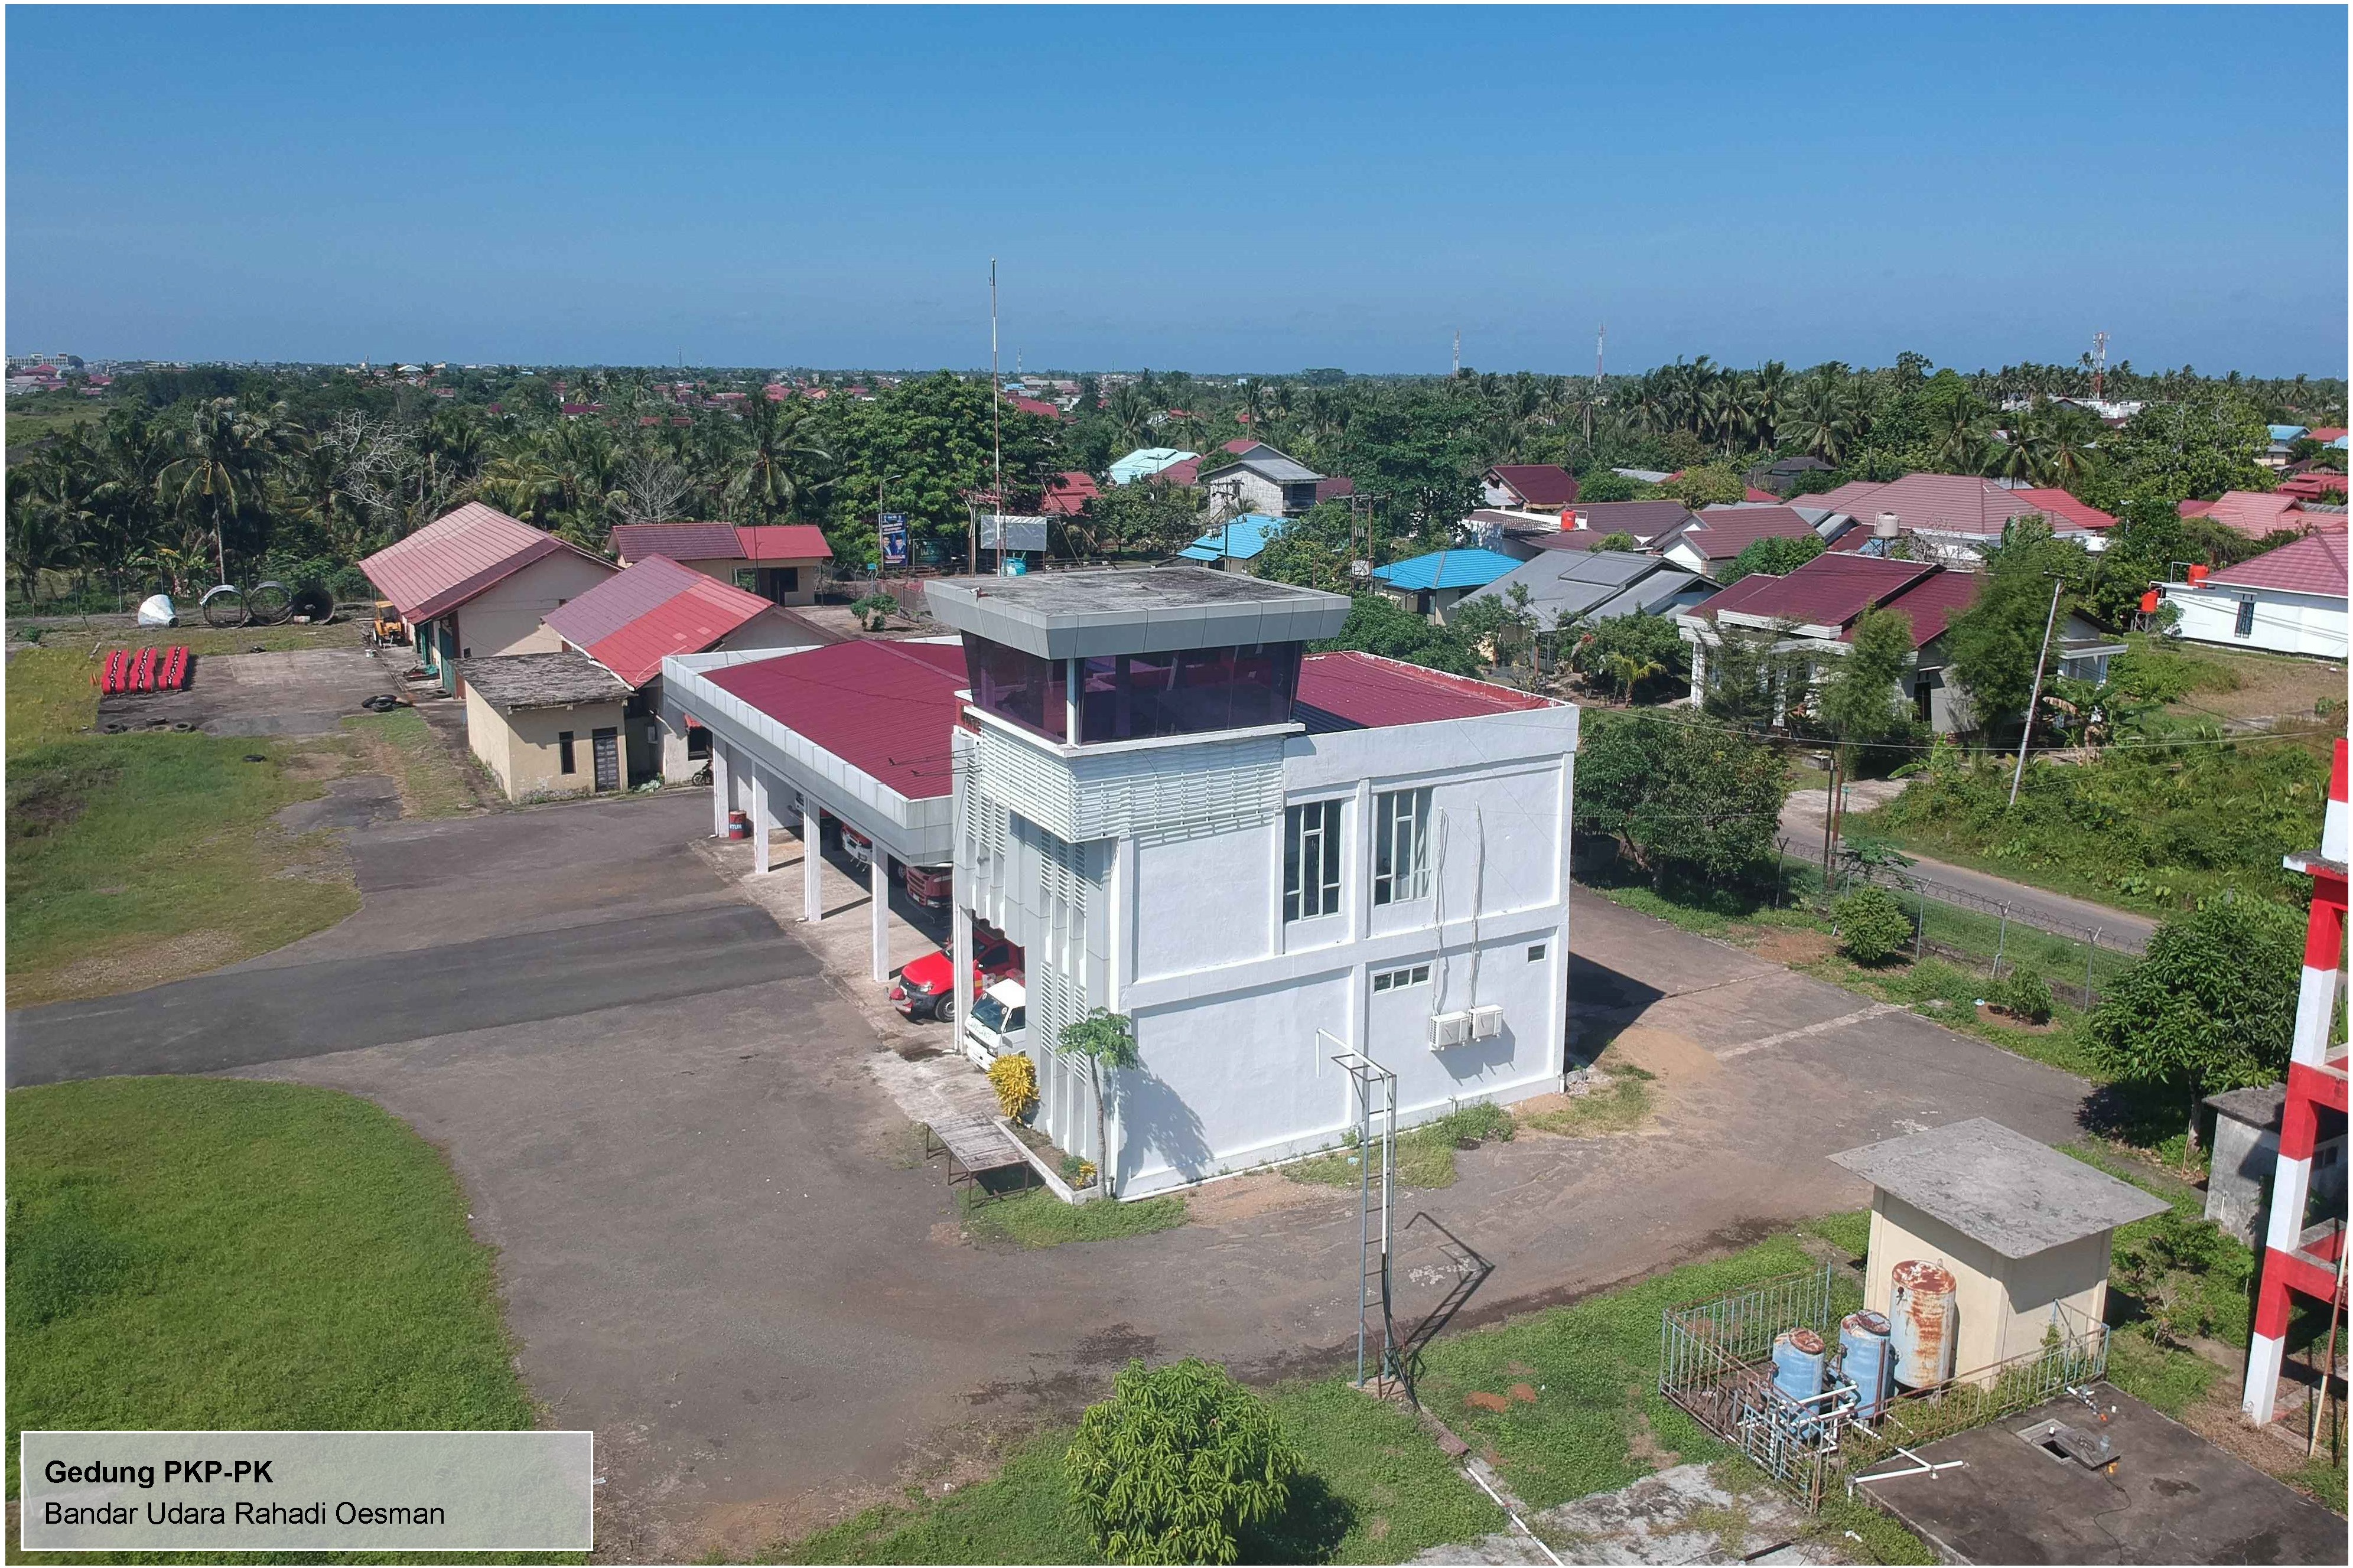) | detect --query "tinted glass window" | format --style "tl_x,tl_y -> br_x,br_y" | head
1072,643 -> 1304,743
965,639 -> 1066,741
